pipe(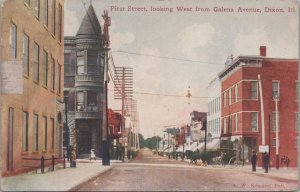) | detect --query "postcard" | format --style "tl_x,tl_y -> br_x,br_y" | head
0,0 -> 299,191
